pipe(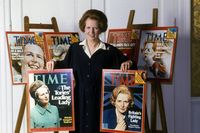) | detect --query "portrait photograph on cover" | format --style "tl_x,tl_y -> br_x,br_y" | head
137,27 -> 178,82
107,28 -> 140,63
43,32 -> 80,61
26,69 -> 75,132
100,69 -> 146,133
6,32 -> 47,84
